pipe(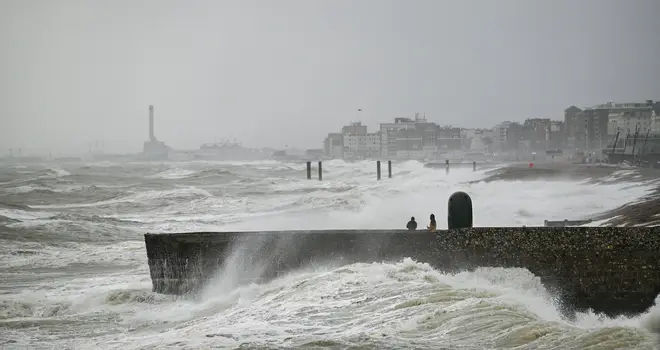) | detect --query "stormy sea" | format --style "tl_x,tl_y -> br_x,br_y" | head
1,159 -> 659,349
